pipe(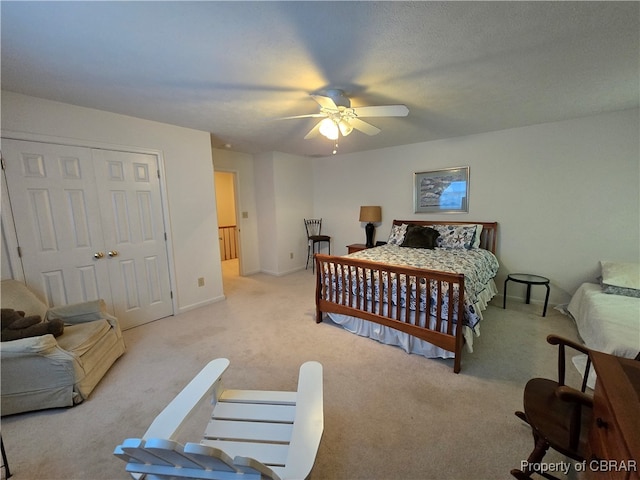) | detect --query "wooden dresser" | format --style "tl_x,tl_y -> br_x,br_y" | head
587,351 -> 640,480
